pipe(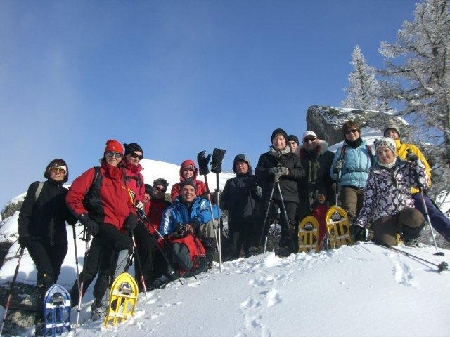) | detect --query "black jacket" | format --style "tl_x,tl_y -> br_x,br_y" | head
18,179 -> 76,245
298,140 -> 335,207
255,147 -> 304,203
220,172 -> 260,226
